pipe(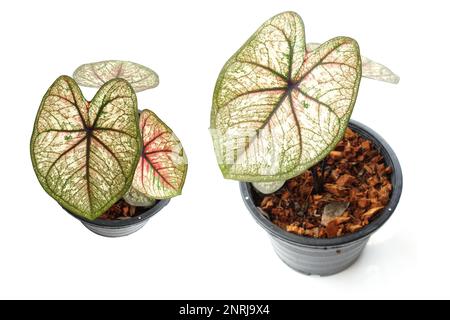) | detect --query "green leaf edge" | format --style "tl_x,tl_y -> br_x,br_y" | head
210,13 -> 363,182
30,75 -> 142,220
210,11 -> 304,123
